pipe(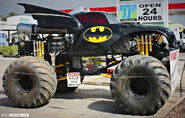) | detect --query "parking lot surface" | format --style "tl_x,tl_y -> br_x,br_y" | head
0,54 -> 184,118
